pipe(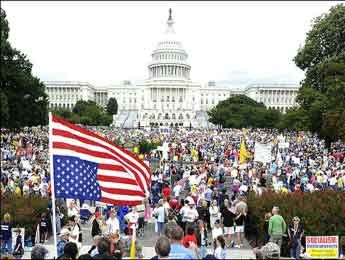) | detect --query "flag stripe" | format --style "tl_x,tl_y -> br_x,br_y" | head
52,121 -> 149,192
97,169 -> 135,180
97,180 -> 142,191
98,164 -> 126,172
100,187 -> 145,197
101,190 -> 146,201
52,117 -> 151,177
53,148 -> 124,166
96,174 -> 138,186
100,197 -> 142,206
53,141 -> 145,193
